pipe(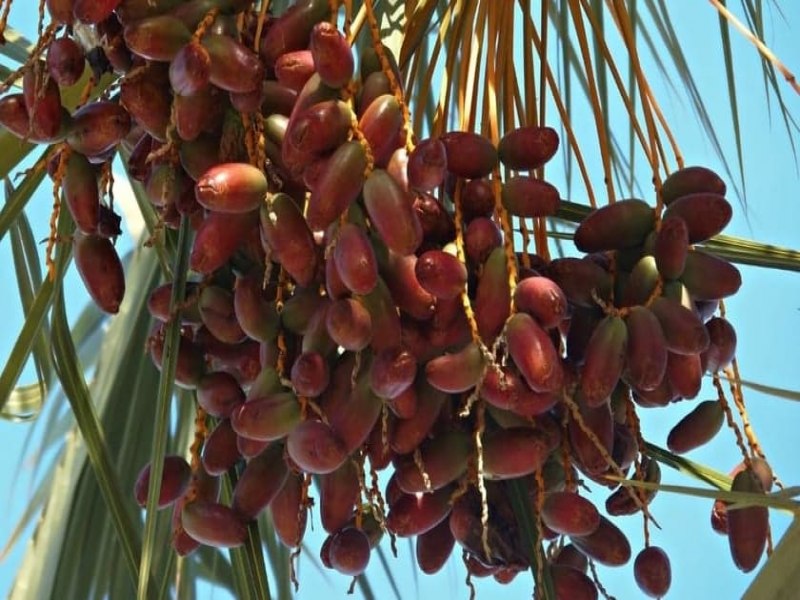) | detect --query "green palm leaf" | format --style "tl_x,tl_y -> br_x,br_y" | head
138,217 -> 192,600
